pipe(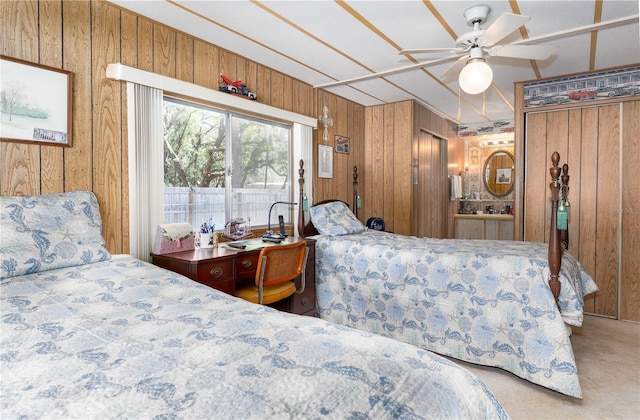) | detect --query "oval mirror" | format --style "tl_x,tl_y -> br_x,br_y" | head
483,150 -> 515,197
